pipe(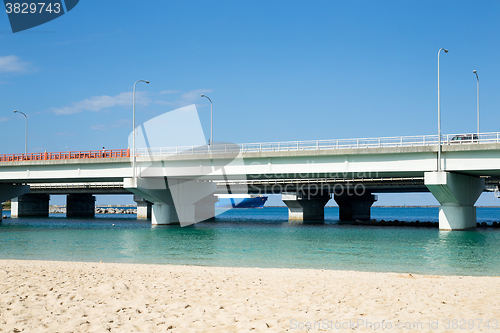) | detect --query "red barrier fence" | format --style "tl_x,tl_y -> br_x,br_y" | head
0,148 -> 130,162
